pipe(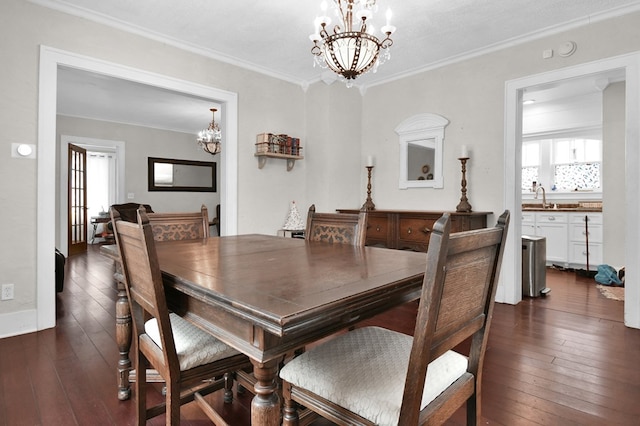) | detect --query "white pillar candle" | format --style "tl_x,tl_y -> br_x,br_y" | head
366,155 -> 375,167
460,145 -> 469,158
